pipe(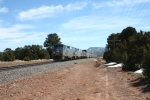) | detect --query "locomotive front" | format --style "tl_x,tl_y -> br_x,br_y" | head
52,44 -> 64,61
